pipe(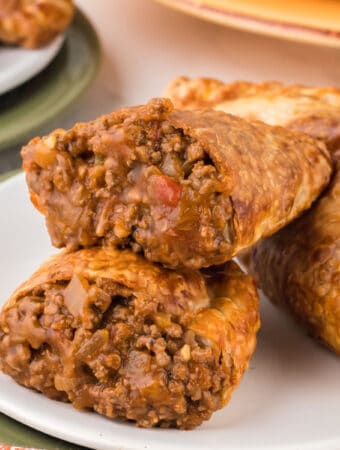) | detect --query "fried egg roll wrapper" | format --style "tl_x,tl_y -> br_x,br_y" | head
0,248 -> 259,429
0,0 -> 74,48
165,77 -> 340,152
22,98 -> 331,269
166,77 -> 340,353
251,161 -> 340,354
